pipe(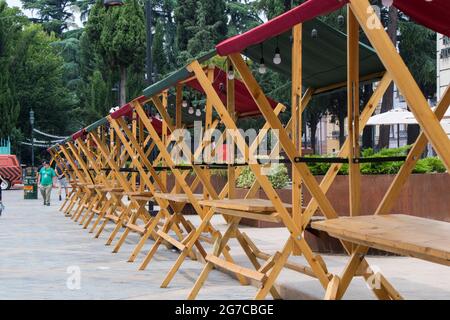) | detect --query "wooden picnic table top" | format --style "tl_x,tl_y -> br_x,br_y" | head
199,198 -> 292,213
312,214 -> 450,267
